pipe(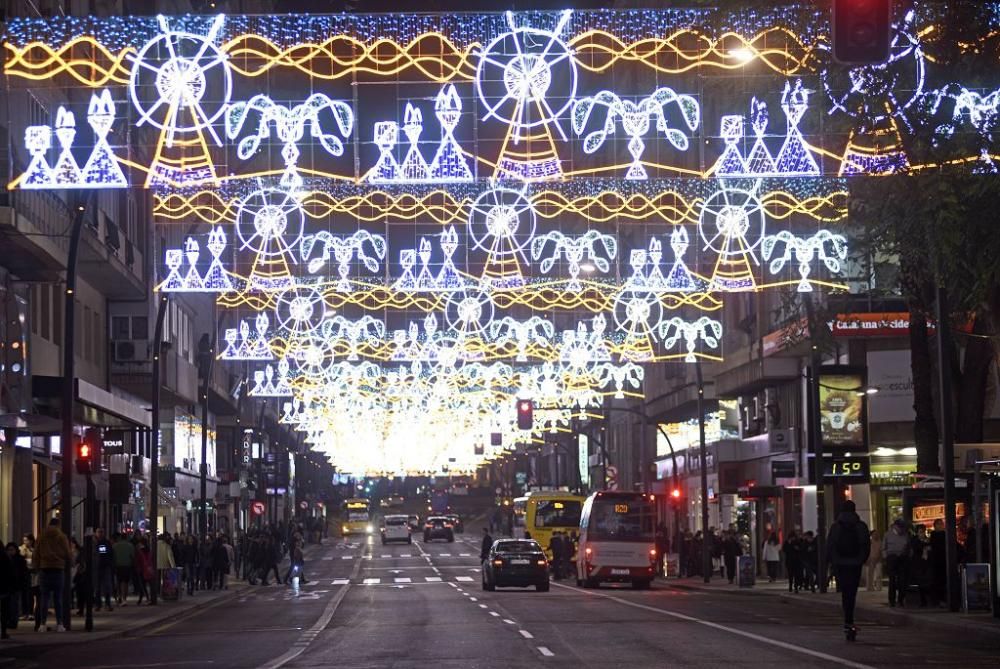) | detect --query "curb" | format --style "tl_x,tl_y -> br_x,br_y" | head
663,579 -> 1000,638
